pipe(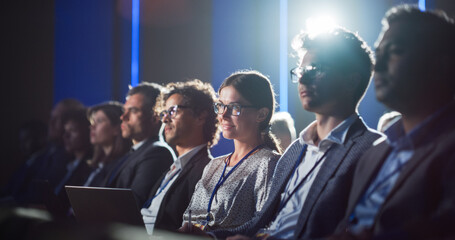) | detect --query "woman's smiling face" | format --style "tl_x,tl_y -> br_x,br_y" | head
217,86 -> 260,142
